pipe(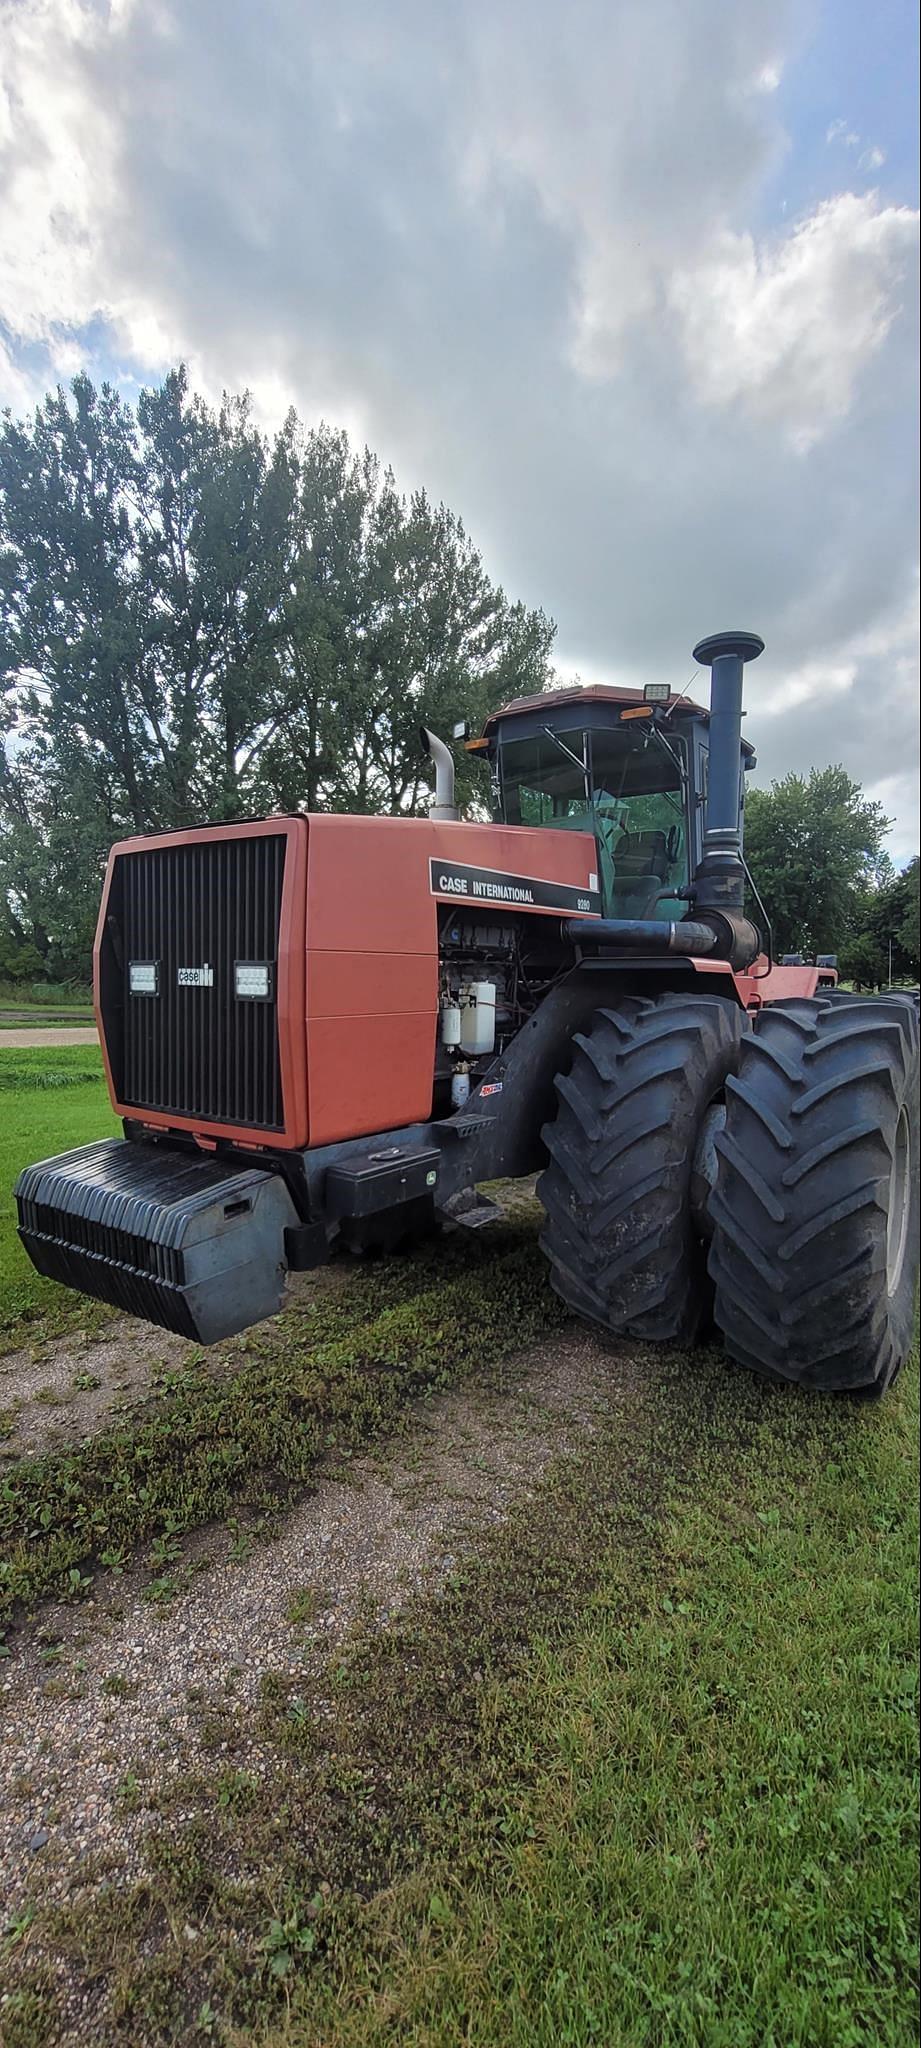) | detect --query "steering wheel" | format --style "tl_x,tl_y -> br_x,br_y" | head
665,824 -> 682,866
